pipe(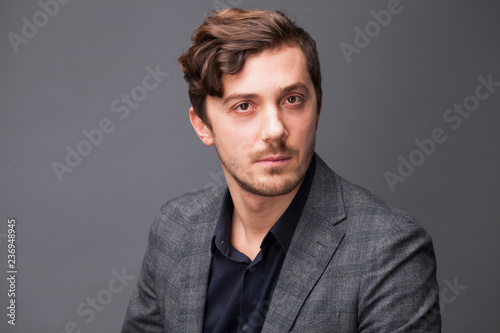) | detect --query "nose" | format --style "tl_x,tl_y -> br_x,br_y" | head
260,106 -> 288,143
